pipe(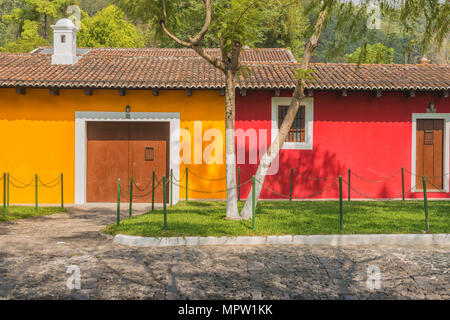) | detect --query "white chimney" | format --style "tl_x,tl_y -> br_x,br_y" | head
51,18 -> 79,65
